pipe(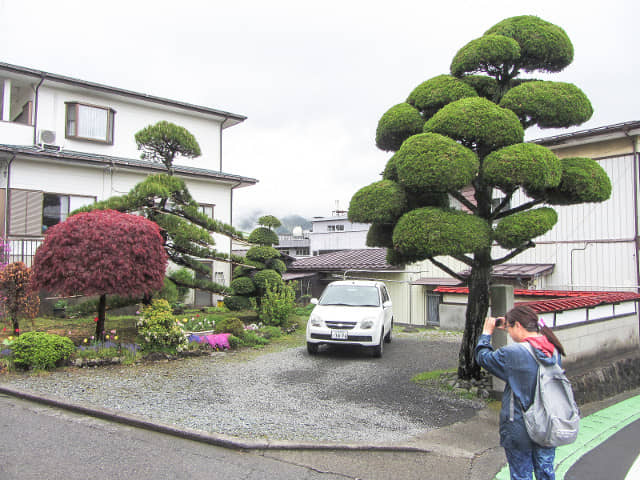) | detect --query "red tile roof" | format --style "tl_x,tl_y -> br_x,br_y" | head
433,286 -> 640,313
